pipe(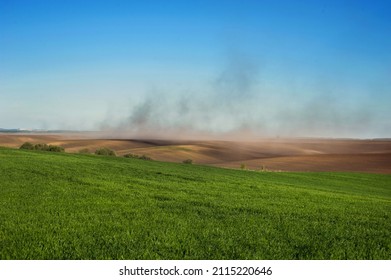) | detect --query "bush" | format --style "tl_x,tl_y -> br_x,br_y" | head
139,154 -> 152,160
34,143 -> 49,151
20,142 -> 64,152
124,153 -> 152,160
183,159 -> 193,164
47,145 -> 65,152
124,153 -> 139,159
20,142 -> 34,150
240,163 -> 247,170
95,148 -> 116,156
